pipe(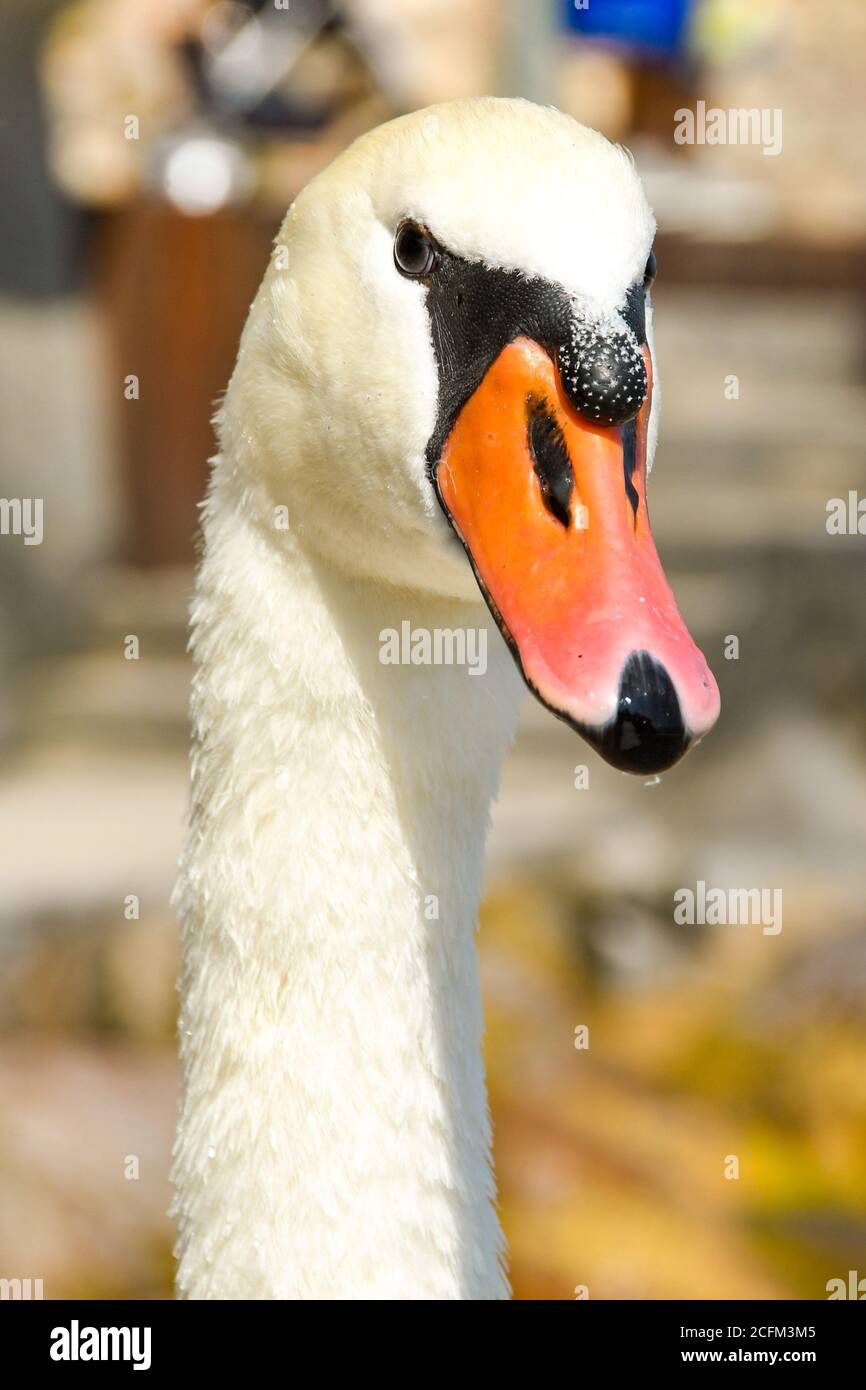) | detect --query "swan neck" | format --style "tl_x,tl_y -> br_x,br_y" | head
173,497 -> 521,1298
